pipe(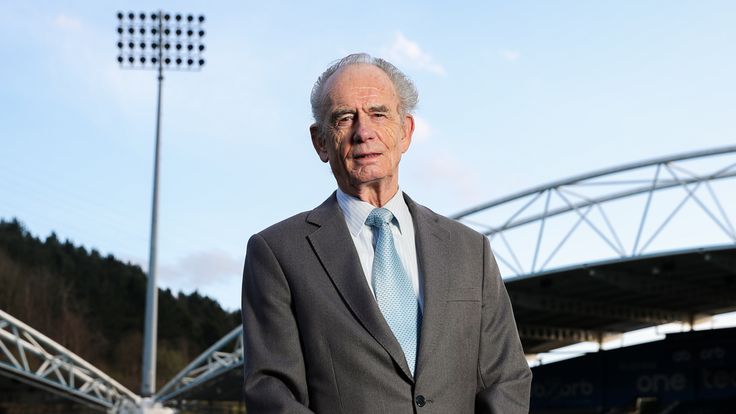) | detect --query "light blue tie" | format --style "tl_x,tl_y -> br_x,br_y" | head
366,208 -> 421,376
